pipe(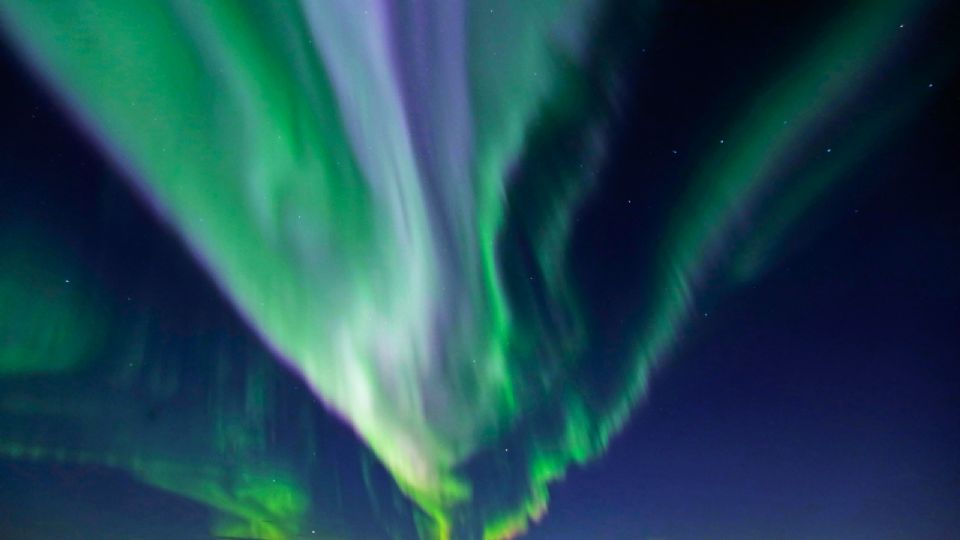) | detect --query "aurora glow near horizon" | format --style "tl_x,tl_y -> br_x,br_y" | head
0,0 -> 939,538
